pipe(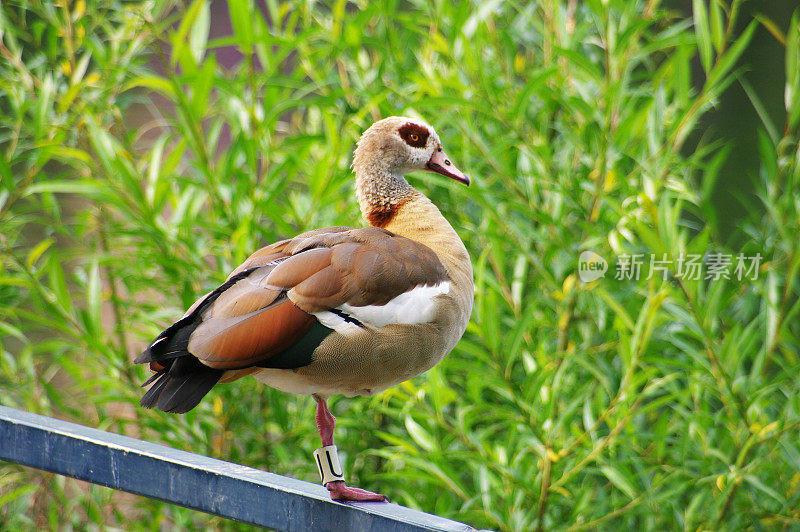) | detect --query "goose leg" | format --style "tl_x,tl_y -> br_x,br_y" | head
313,395 -> 387,502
